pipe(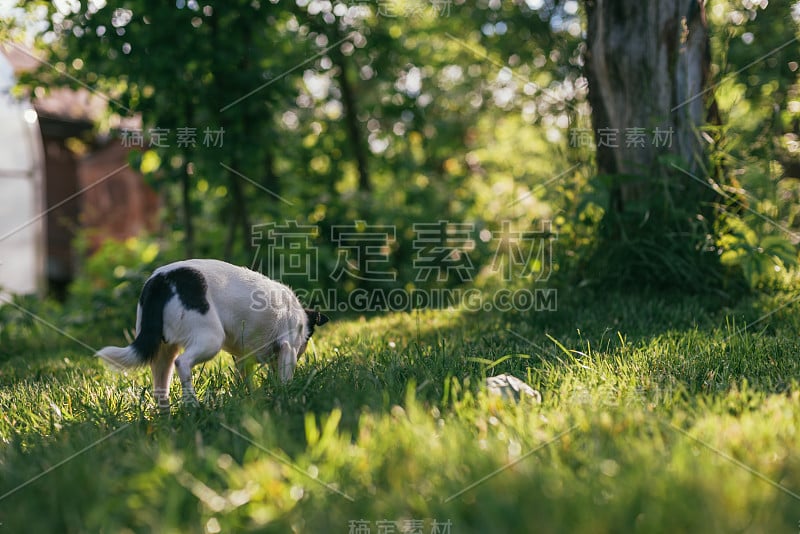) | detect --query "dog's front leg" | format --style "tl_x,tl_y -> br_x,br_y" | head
276,340 -> 298,382
174,356 -> 200,406
174,341 -> 221,406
